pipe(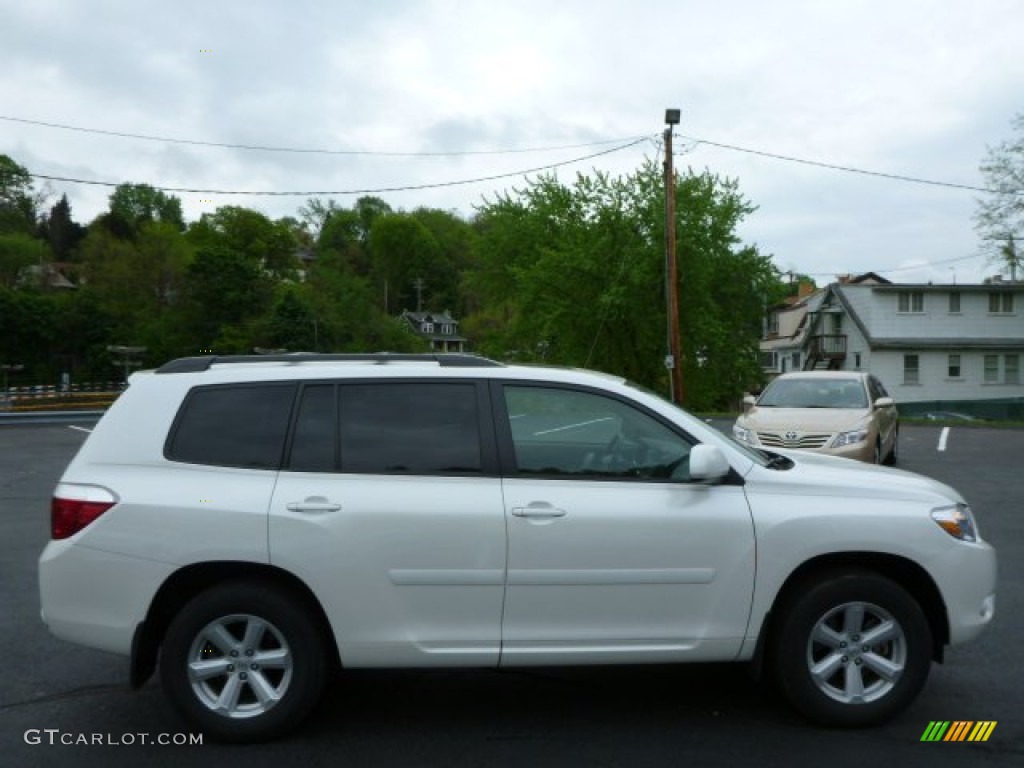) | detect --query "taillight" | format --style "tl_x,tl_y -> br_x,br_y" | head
51,484 -> 118,539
